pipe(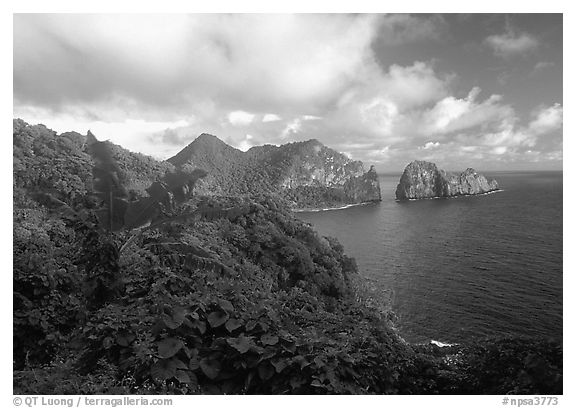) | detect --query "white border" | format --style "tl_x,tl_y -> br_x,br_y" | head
3,2 -> 573,407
